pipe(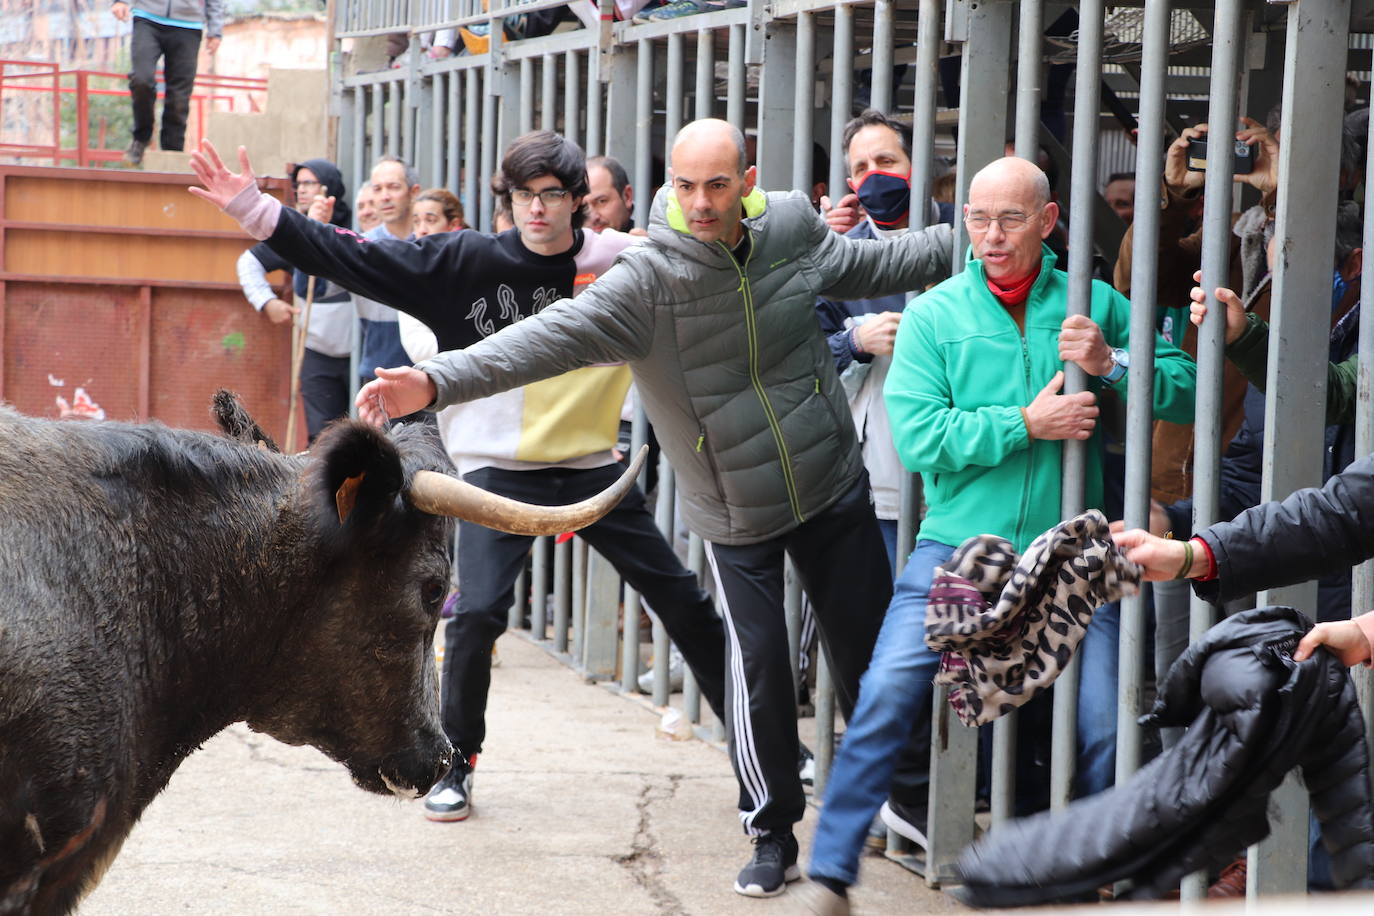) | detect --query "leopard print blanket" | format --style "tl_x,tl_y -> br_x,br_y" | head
924,510 -> 1141,727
